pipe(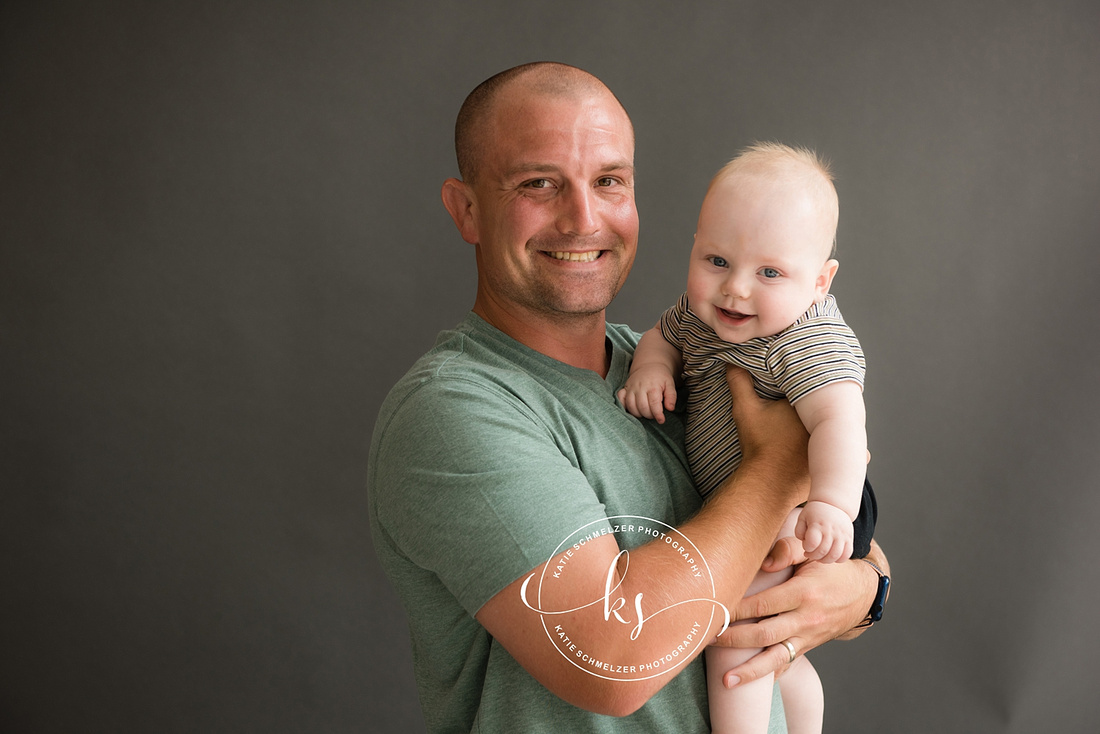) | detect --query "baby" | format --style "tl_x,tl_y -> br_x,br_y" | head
618,142 -> 868,734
